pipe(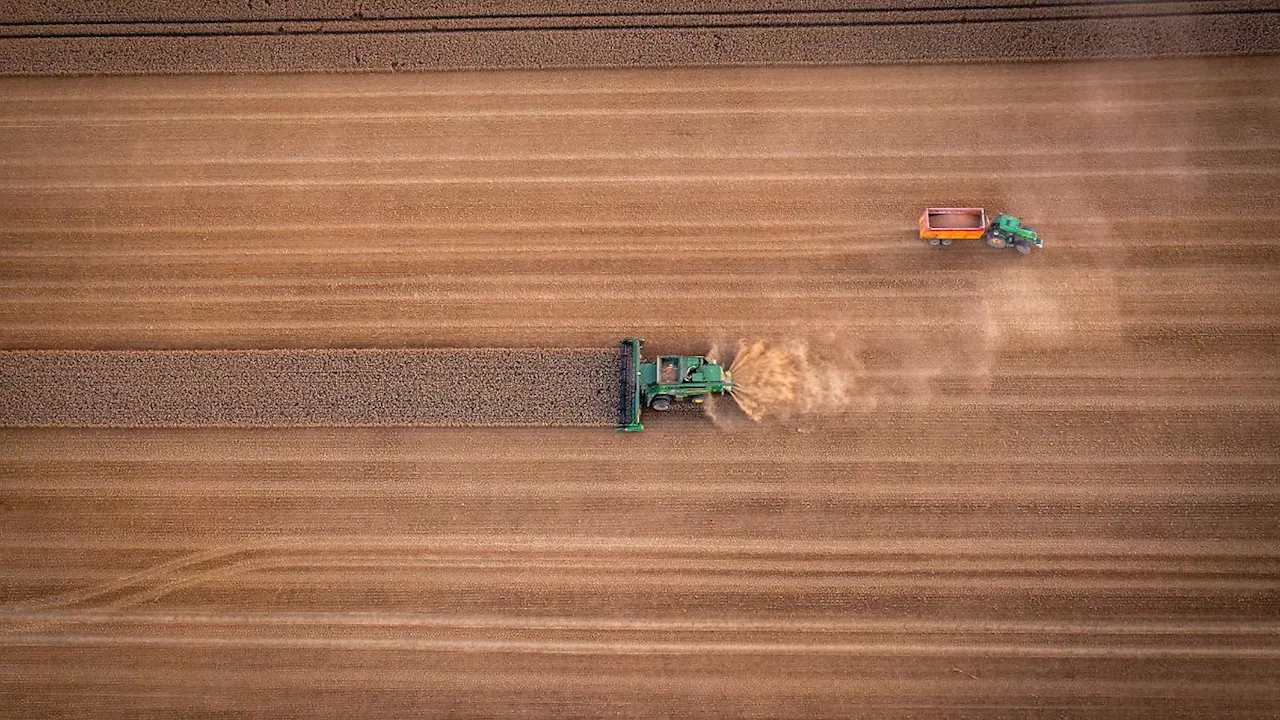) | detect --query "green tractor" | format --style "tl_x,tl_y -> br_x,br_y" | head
617,338 -> 734,432
984,213 -> 1043,255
